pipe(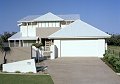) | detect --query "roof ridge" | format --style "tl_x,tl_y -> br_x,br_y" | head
18,13 -> 80,22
